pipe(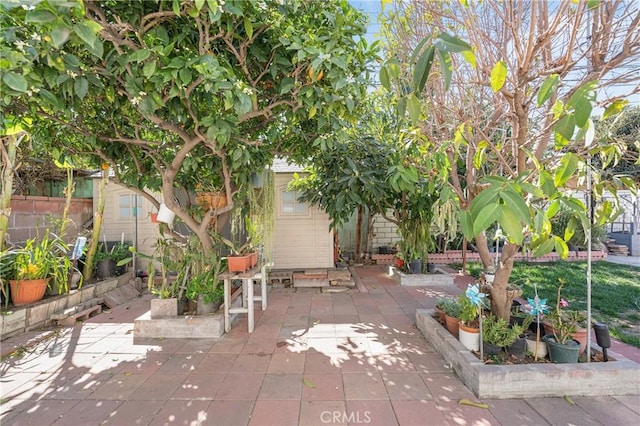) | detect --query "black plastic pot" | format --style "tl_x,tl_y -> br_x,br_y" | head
507,335 -> 527,360
96,259 -> 116,279
407,259 -> 422,274
427,262 -> 437,273
483,342 -> 502,357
